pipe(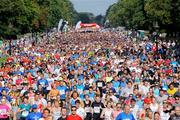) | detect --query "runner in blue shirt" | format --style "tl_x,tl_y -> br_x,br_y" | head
26,104 -> 42,120
56,80 -> 68,101
37,73 -> 49,90
76,80 -> 85,100
88,87 -> 95,101
112,76 -> 121,97
116,105 -> 135,120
